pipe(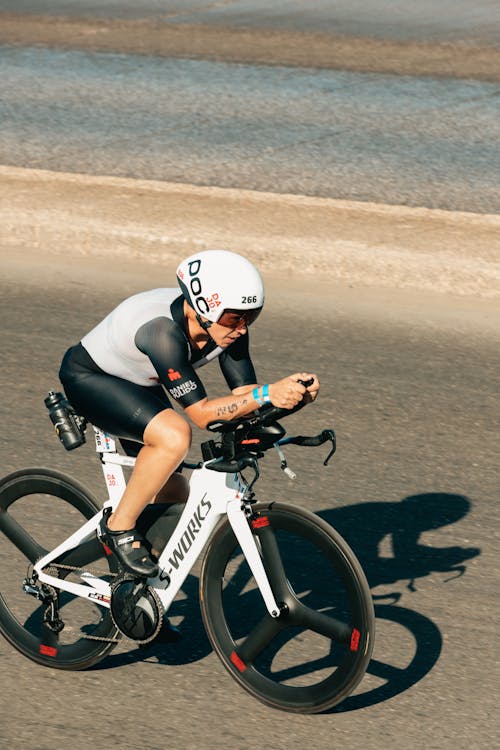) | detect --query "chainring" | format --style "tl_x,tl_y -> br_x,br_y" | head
110,575 -> 163,644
